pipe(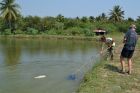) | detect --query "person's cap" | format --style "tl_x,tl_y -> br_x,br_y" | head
106,37 -> 112,41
